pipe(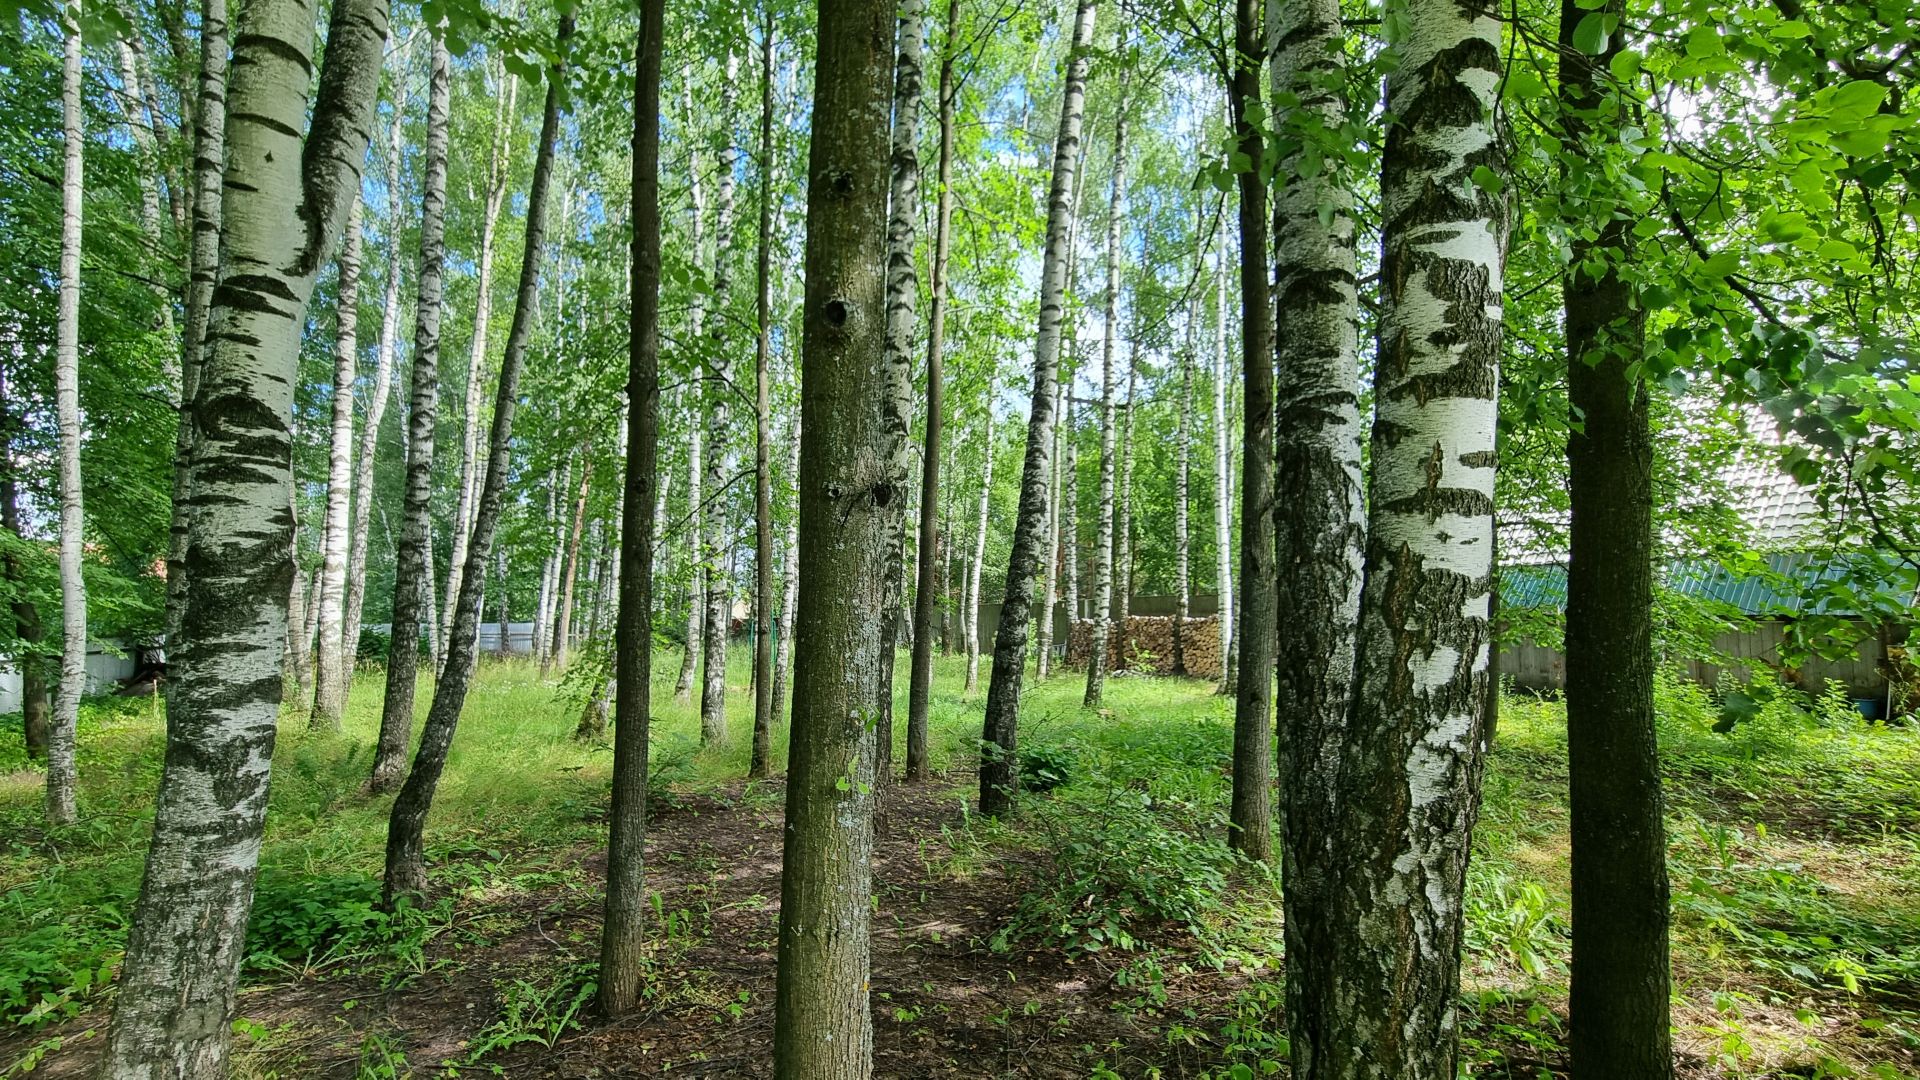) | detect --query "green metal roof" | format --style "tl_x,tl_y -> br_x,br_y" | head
1500,552 -> 1918,617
